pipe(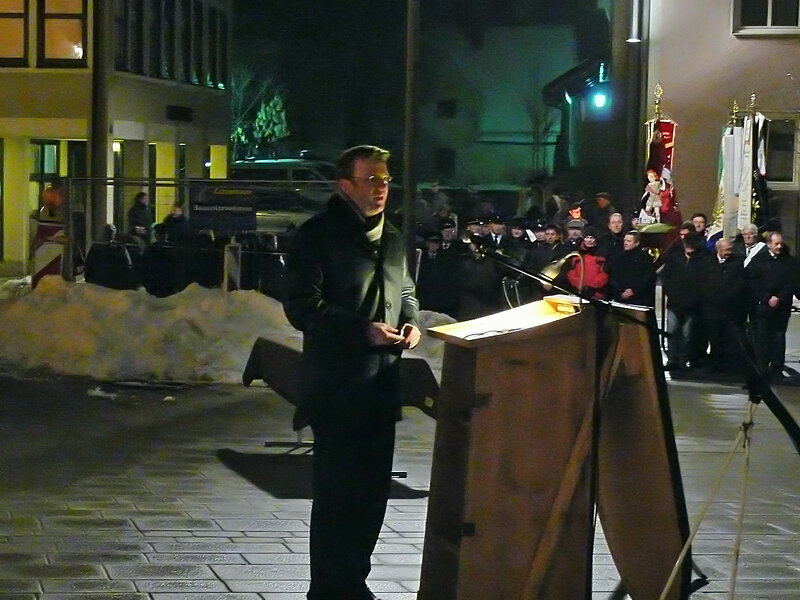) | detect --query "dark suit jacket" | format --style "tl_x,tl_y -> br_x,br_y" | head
283,194 -> 420,427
